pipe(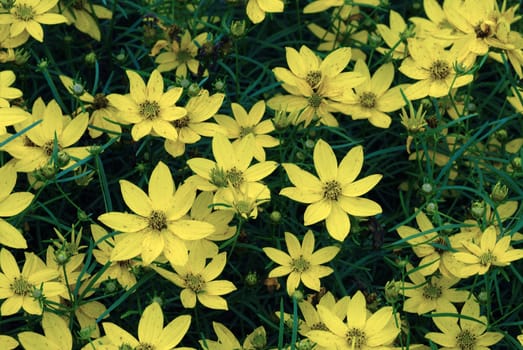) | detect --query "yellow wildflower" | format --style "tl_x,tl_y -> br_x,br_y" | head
246,0 -> 284,24
59,0 -> 112,41
0,70 -> 22,107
